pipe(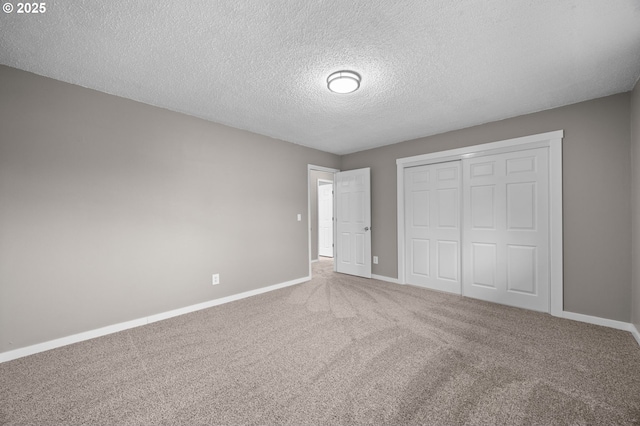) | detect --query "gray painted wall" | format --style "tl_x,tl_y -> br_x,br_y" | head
1,64 -> 636,356
309,170 -> 335,261
0,66 -> 340,353
342,93 -> 632,322
632,79 -> 640,332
